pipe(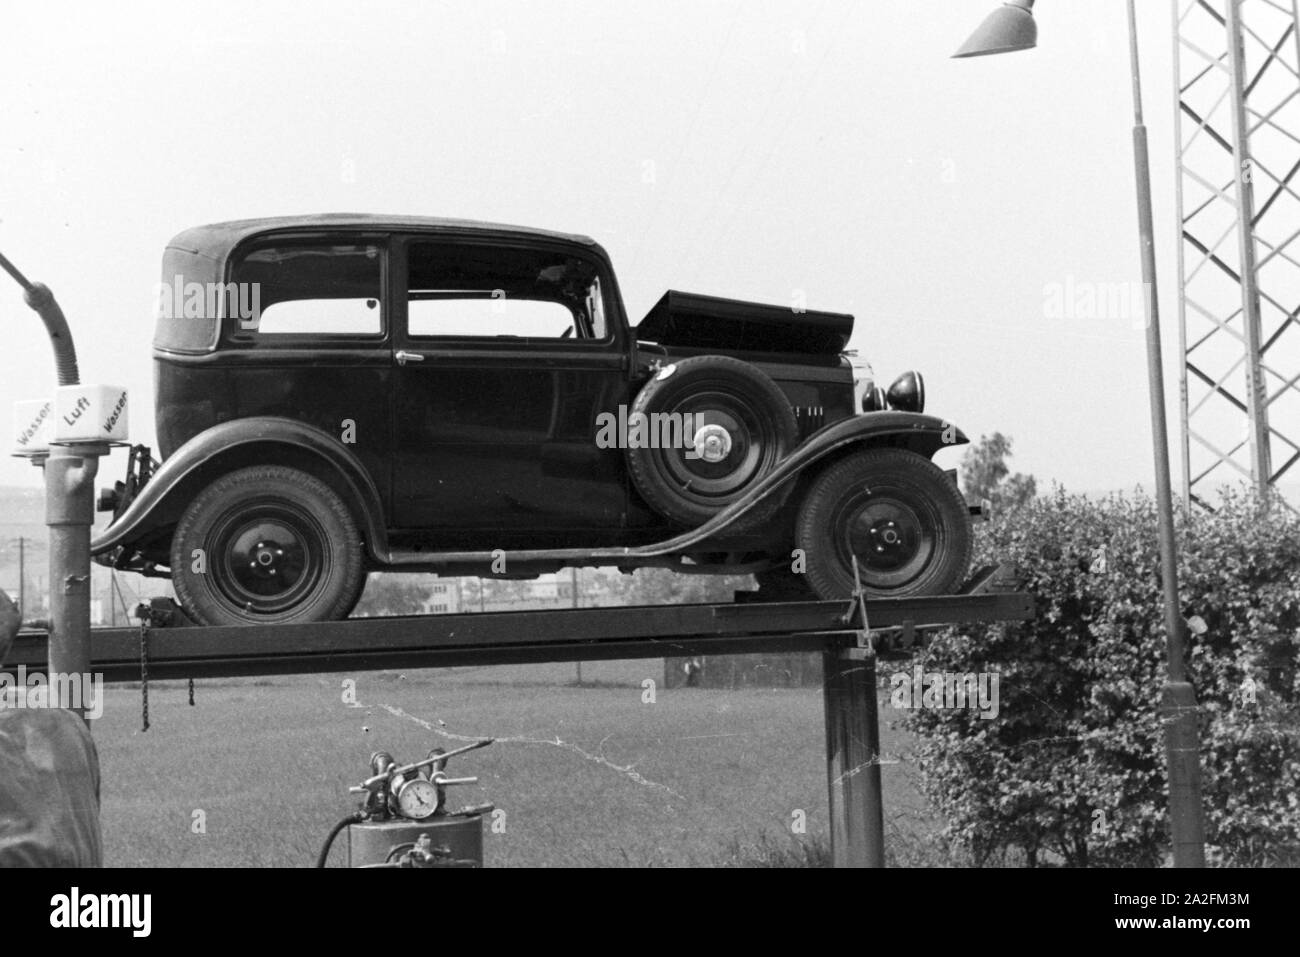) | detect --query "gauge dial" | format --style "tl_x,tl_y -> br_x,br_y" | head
395,778 -> 440,820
